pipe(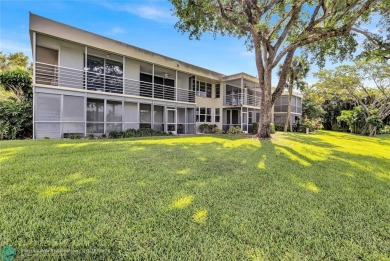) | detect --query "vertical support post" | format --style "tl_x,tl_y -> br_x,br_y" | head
185,107 -> 187,134
84,95 -> 87,137
240,78 -> 244,105
152,64 -> 155,99
32,32 -> 36,139
175,70 -> 178,101
122,98 -> 125,131
122,56 -> 125,94
151,102 -> 154,130
60,94 -> 64,137
84,46 -> 88,90
103,99 -> 107,135
137,102 -> 140,129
